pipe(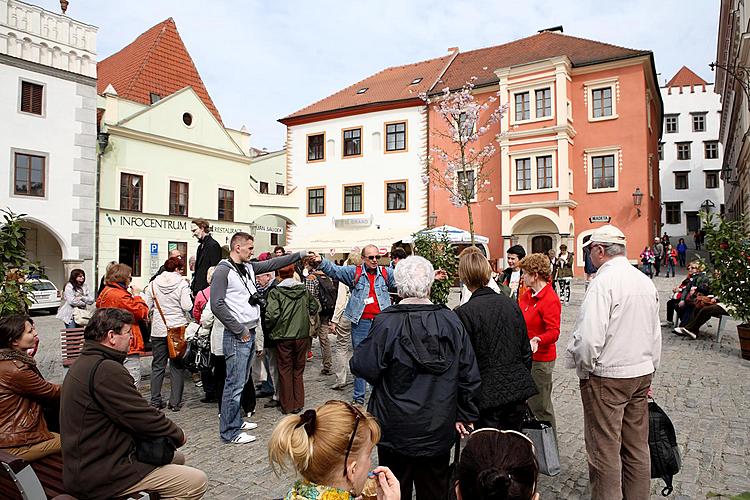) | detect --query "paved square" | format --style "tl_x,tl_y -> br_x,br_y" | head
33,273 -> 749,499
